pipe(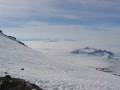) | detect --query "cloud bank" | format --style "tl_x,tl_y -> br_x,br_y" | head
2,22 -> 120,45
